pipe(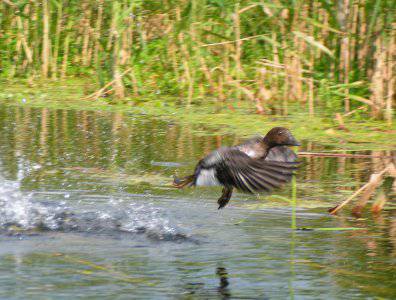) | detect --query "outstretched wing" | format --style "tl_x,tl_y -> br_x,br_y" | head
215,149 -> 298,193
